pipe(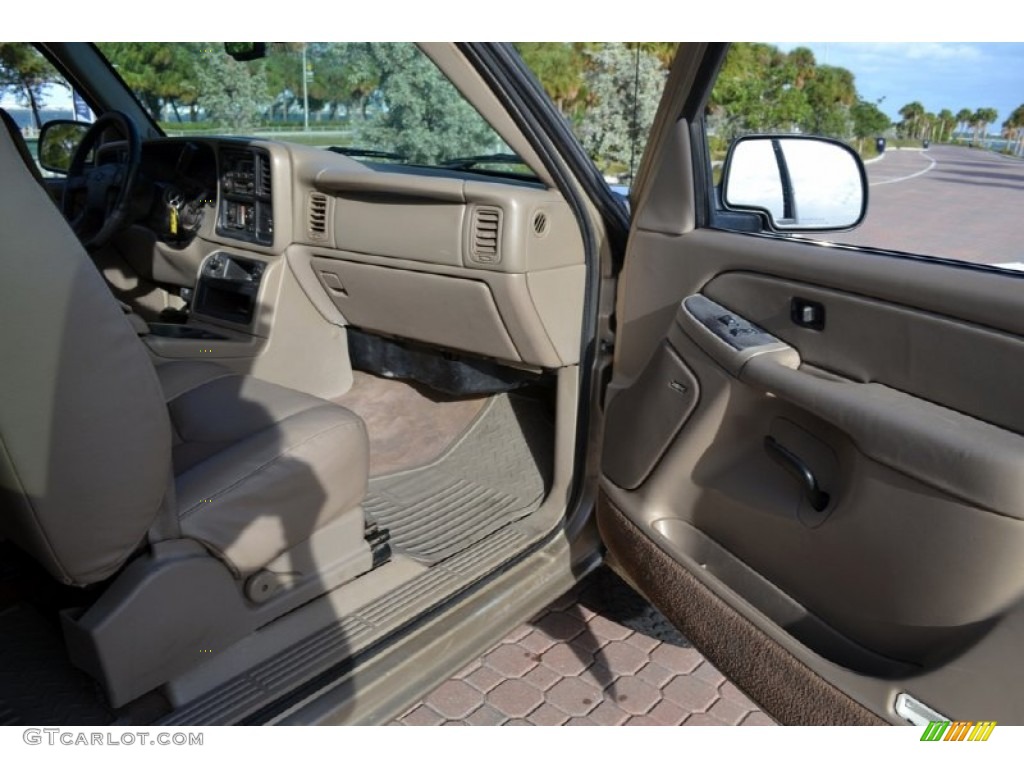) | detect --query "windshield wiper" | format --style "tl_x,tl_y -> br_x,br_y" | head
439,153 -> 536,180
